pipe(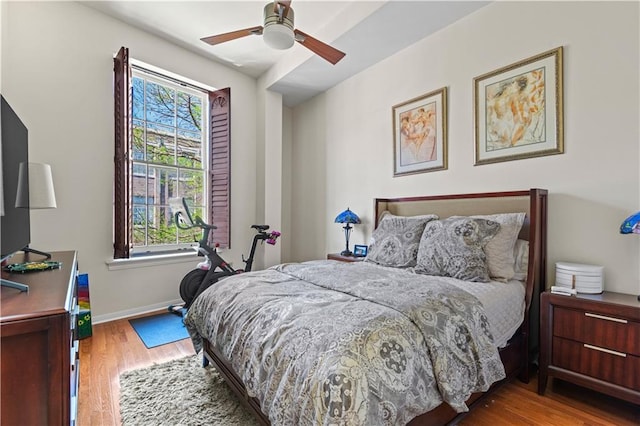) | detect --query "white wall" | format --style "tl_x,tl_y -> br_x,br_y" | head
2,1 -> 259,320
290,96 -> 329,262
263,90 -> 283,267
291,1 -> 640,296
281,105 -> 292,262
255,90 -> 291,268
